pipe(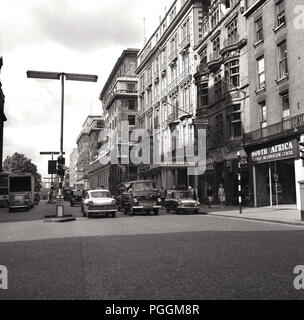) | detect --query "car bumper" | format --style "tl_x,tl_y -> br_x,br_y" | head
88,209 -> 118,214
177,207 -> 199,212
9,205 -> 28,209
132,206 -> 162,210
